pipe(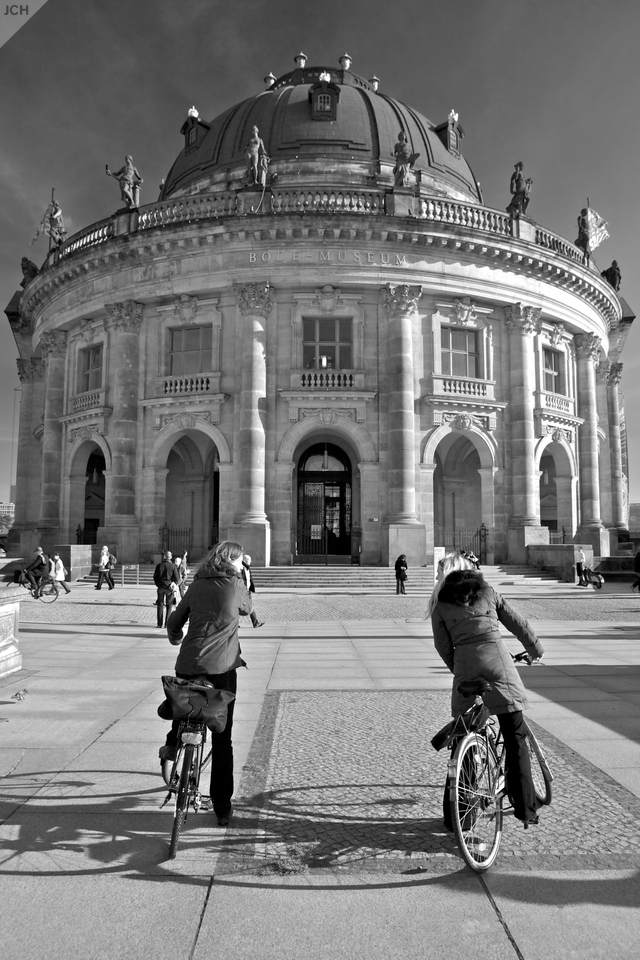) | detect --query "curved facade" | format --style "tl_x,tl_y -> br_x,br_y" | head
6,59 -> 632,566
